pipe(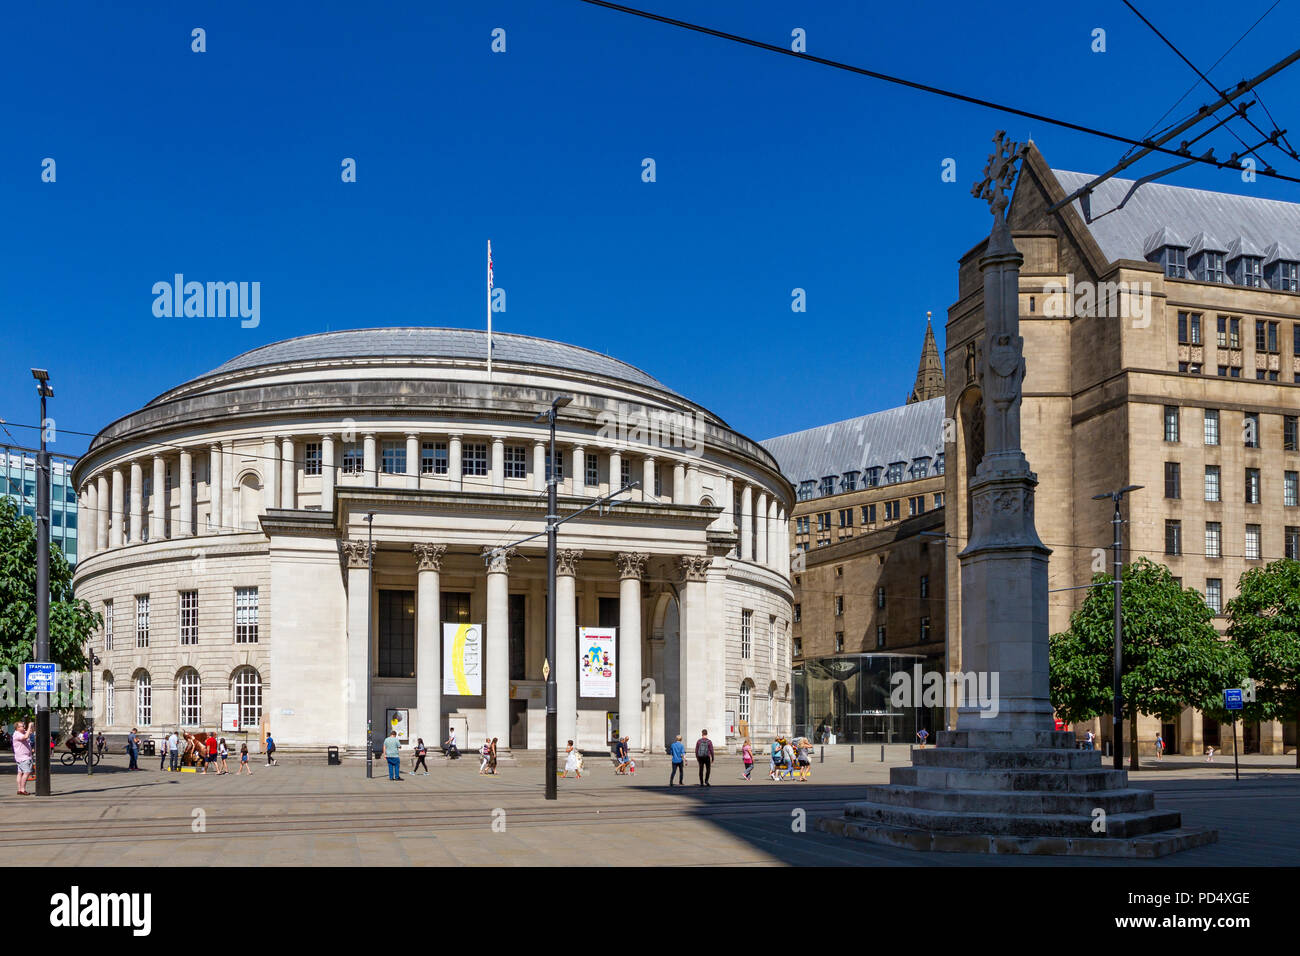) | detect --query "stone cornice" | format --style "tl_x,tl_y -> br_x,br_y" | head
260,509 -> 335,538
